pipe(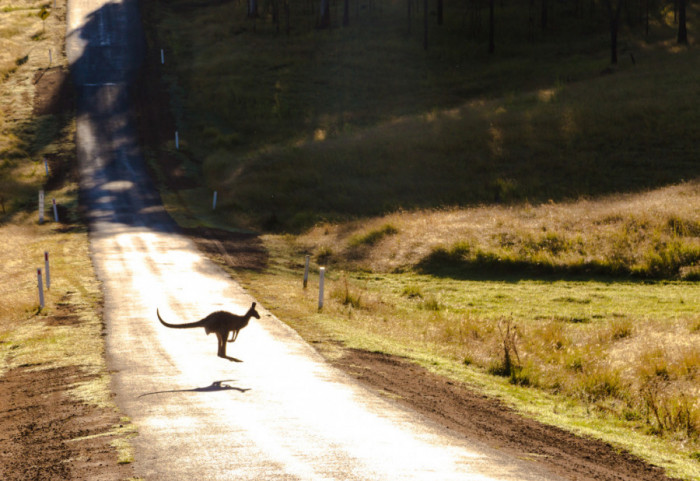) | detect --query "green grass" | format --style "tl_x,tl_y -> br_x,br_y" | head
230,252 -> 700,479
